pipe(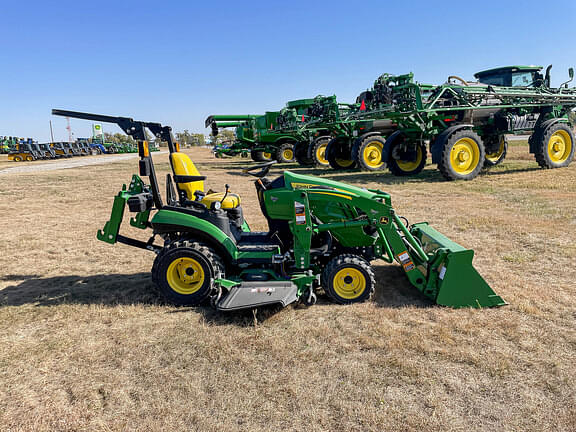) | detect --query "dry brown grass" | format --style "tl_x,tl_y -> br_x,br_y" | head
0,145 -> 575,431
